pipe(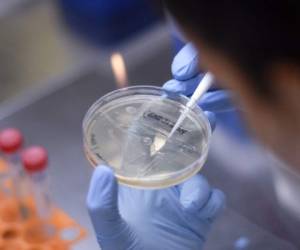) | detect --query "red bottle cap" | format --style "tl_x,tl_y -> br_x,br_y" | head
0,128 -> 23,154
21,146 -> 48,172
